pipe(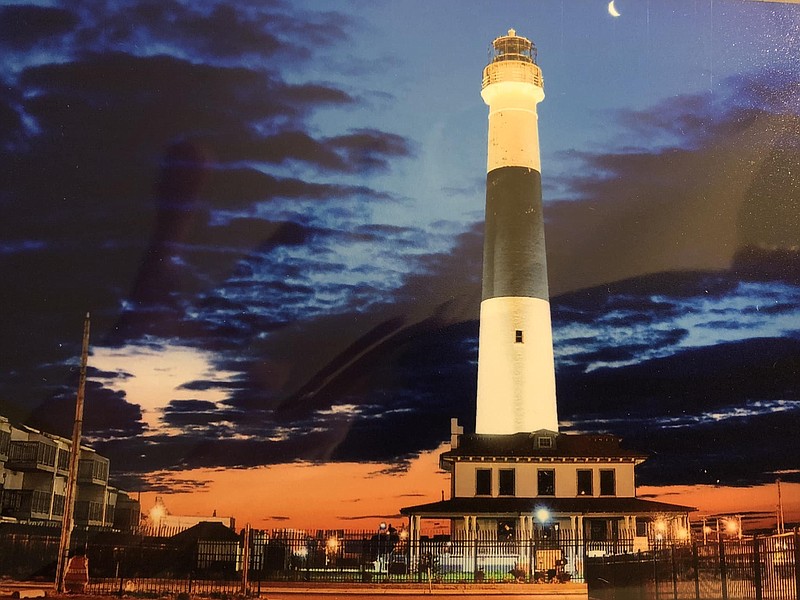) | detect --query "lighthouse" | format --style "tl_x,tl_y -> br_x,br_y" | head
401,32 -> 694,568
475,29 -> 558,434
